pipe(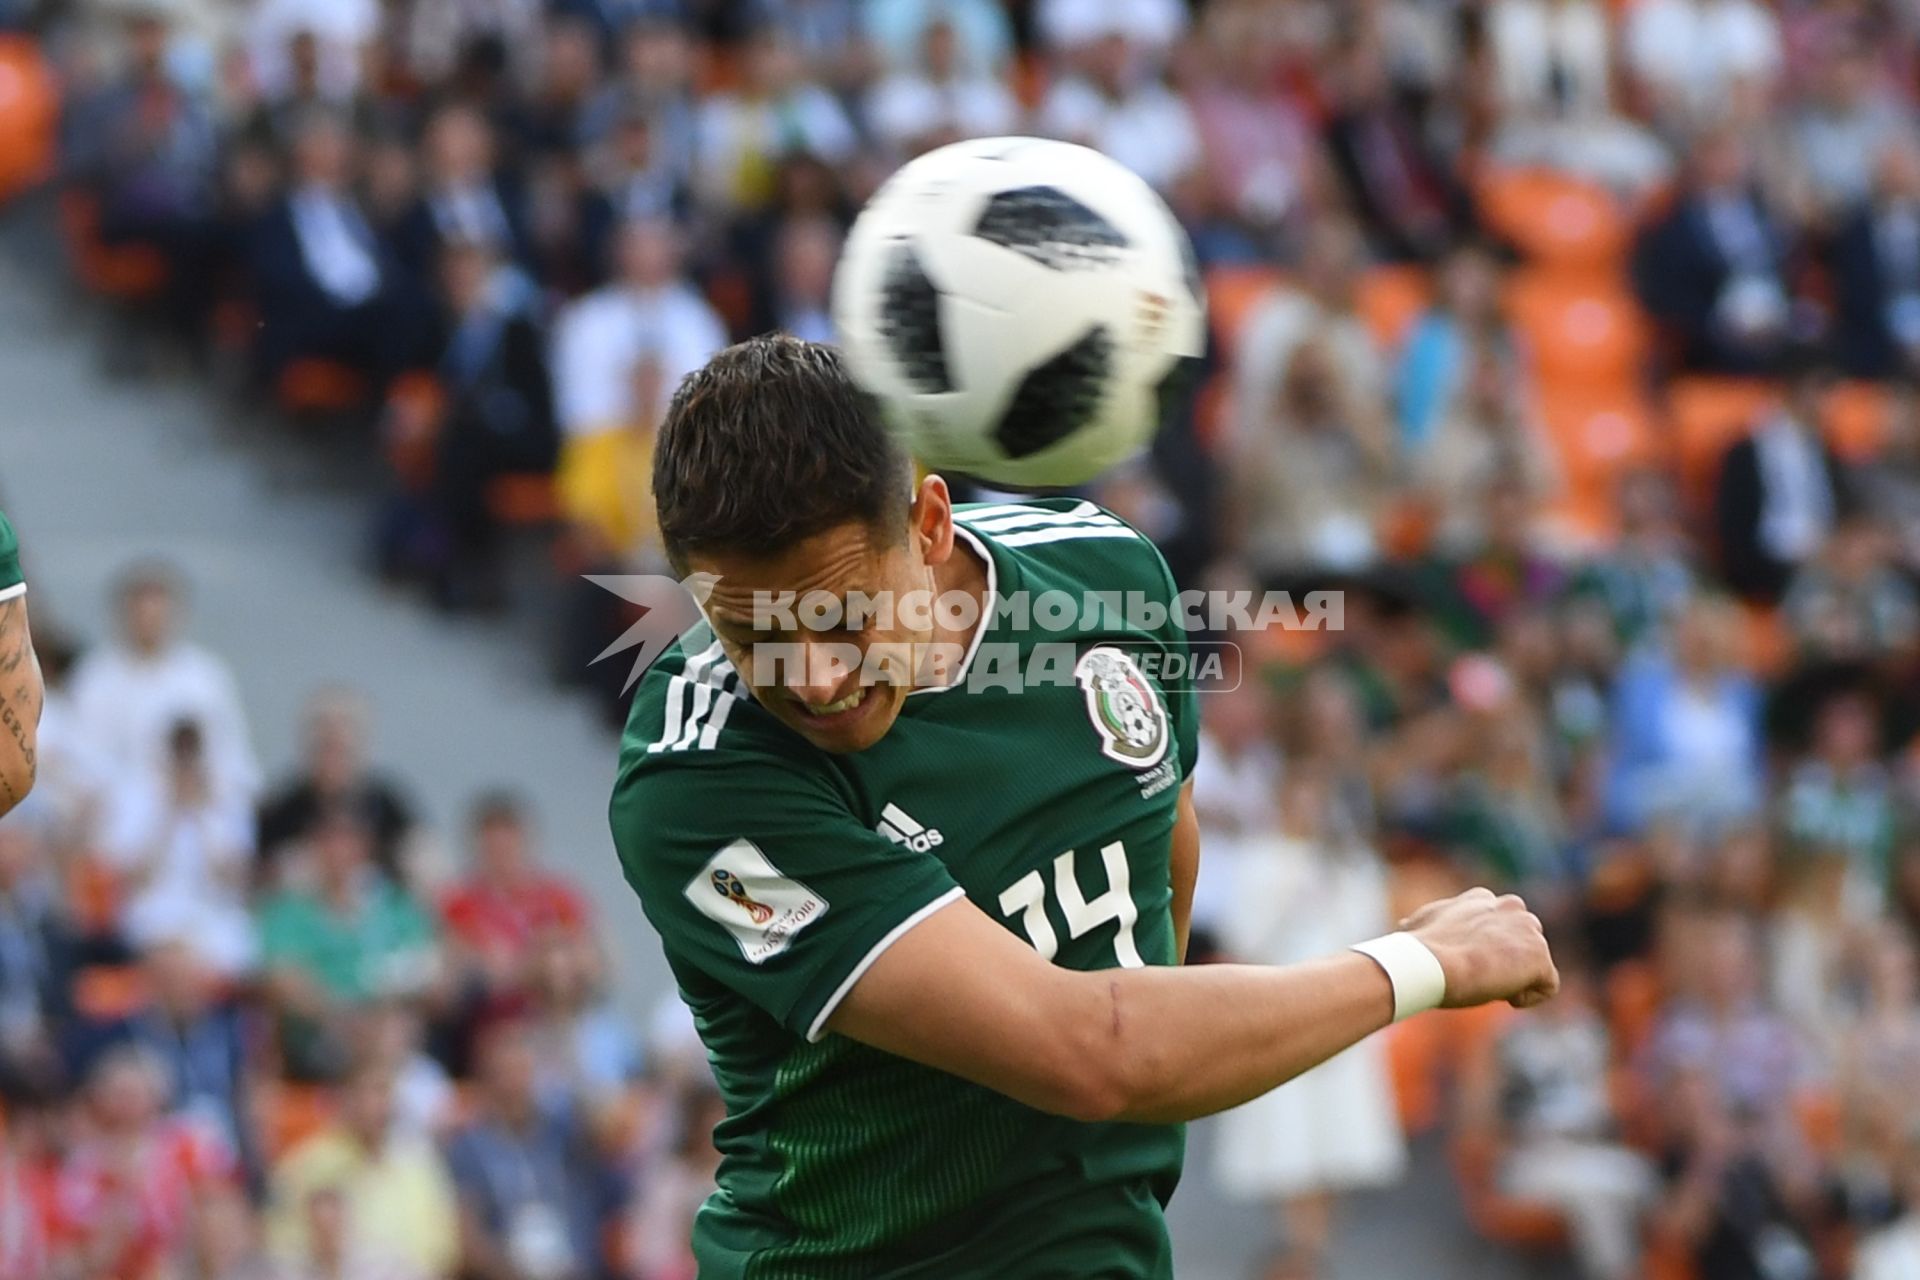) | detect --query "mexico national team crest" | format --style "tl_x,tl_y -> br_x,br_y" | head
1074,646 -> 1169,770
686,839 -> 828,964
